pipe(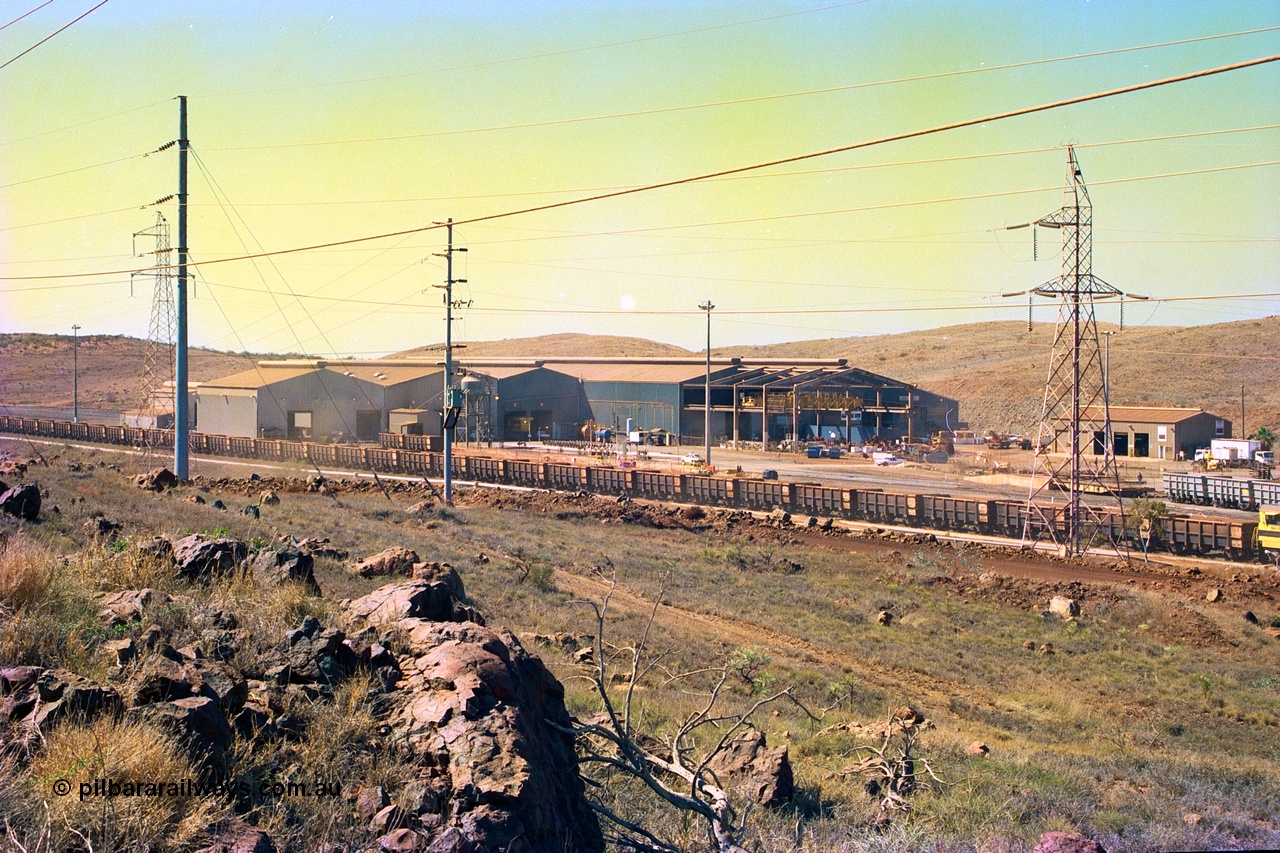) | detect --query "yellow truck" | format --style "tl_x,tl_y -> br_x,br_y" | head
1259,506 -> 1280,563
